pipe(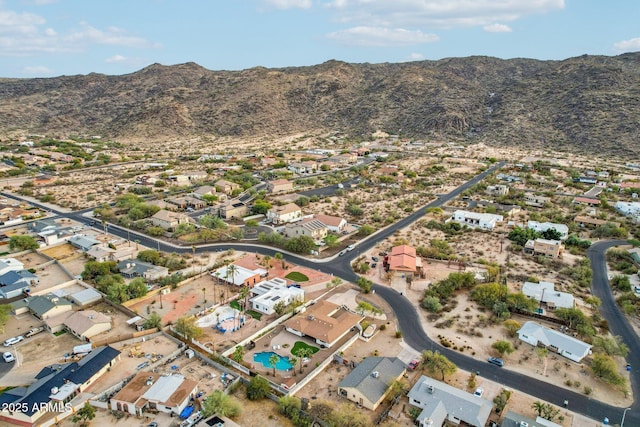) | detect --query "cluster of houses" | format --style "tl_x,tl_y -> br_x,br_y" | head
0,257 -> 38,299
